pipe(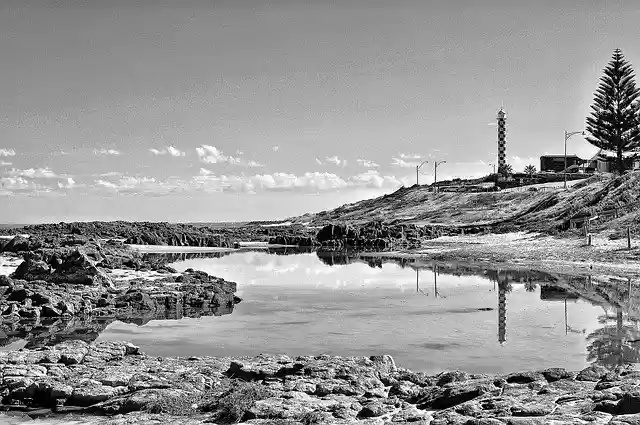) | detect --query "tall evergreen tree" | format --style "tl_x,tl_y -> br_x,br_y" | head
586,49 -> 640,173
